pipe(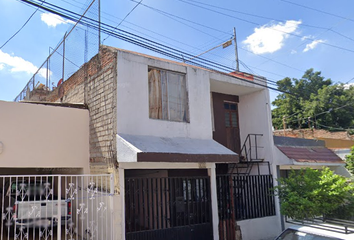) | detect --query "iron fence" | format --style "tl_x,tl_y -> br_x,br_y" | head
217,174 -> 276,222
0,174 -> 114,240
